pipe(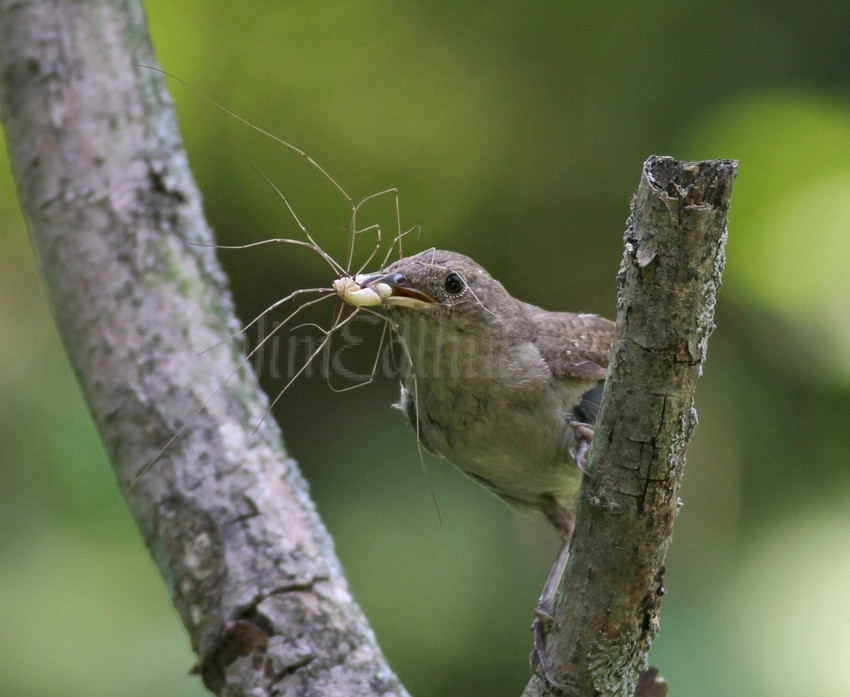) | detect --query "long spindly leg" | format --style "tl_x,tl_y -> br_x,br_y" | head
200,287 -> 333,355
126,291 -> 340,493
531,500 -> 576,690
248,168 -> 348,276
325,311 -> 390,394
347,187 -> 419,276
257,304 -> 361,432
150,67 -> 355,209
531,537 -> 571,688
348,187 -> 397,273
